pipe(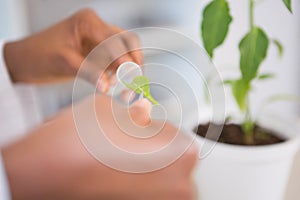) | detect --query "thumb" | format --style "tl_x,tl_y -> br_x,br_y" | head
129,99 -> 152,127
